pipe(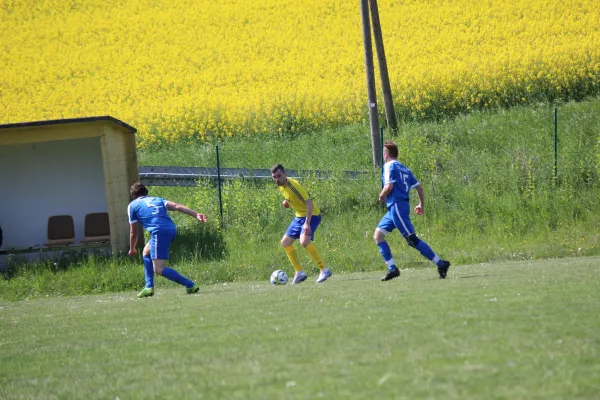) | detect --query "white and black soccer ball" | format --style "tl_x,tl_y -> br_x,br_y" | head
270,269 -> 288,285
